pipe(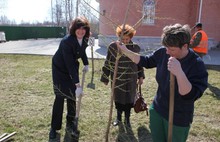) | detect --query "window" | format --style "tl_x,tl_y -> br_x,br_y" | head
142,0 -> 155,25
